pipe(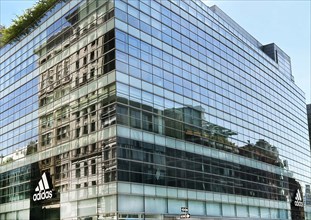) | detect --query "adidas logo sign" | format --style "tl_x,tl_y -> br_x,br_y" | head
294,189 -> 303,207
32,172 -> 53,202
